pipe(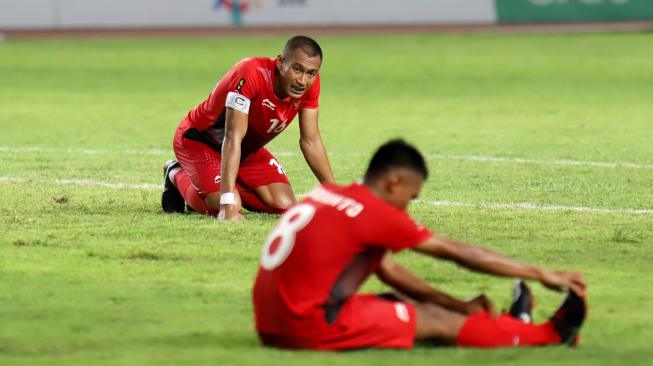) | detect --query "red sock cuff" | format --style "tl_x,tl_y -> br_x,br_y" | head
457,311 -> 560,348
